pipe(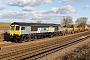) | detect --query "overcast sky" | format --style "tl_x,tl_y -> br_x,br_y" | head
0,0 -> 90,24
